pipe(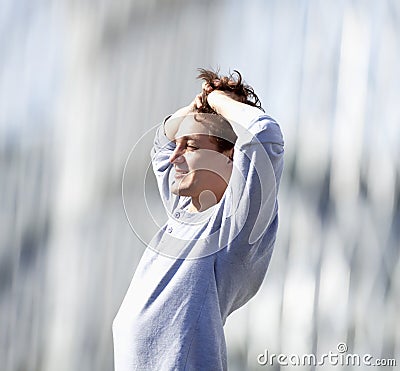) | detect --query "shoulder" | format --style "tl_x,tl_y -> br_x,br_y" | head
248,115 -> 284,146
